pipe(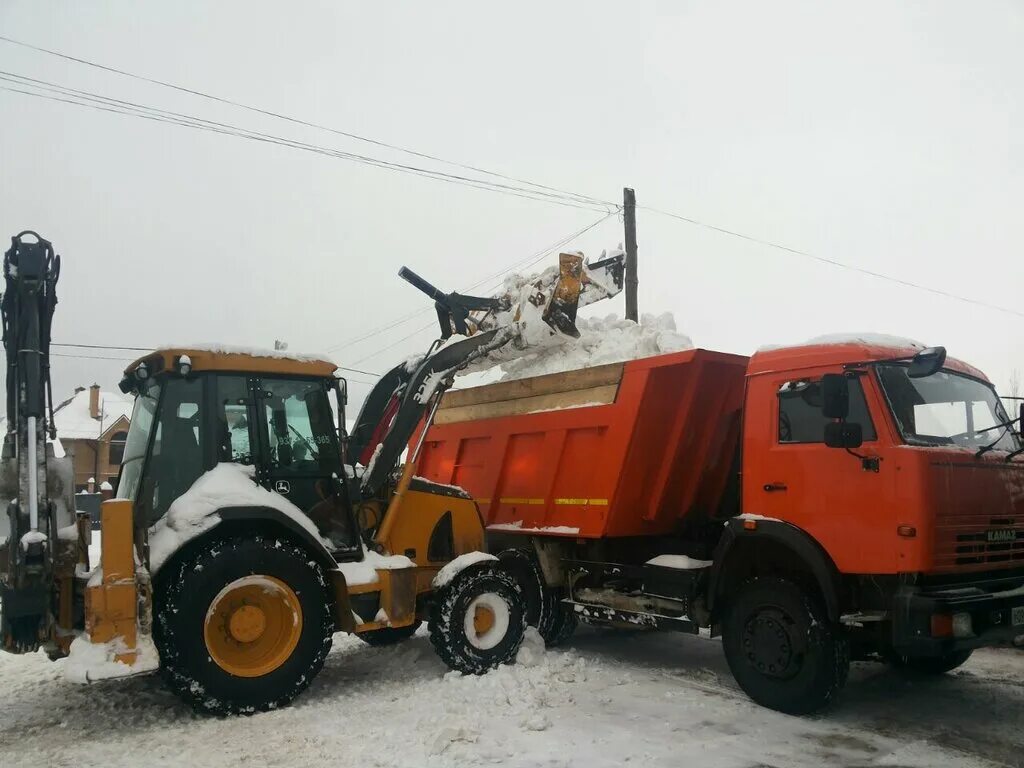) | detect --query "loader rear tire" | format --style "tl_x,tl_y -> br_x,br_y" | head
429,562 -> 526,674
154,534 -> 334,715
722,577 -> 849,715
357,621 -> 421,647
